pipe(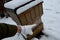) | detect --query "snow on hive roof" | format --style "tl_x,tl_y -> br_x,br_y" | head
4,0 -> 31,9
16,0 -> 43,15
4,0 -> 43,14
